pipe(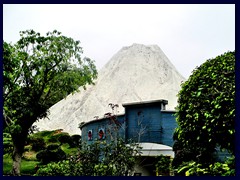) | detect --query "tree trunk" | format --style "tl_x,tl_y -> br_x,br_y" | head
11,130 -> 28,176
12,147 -> 22,176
